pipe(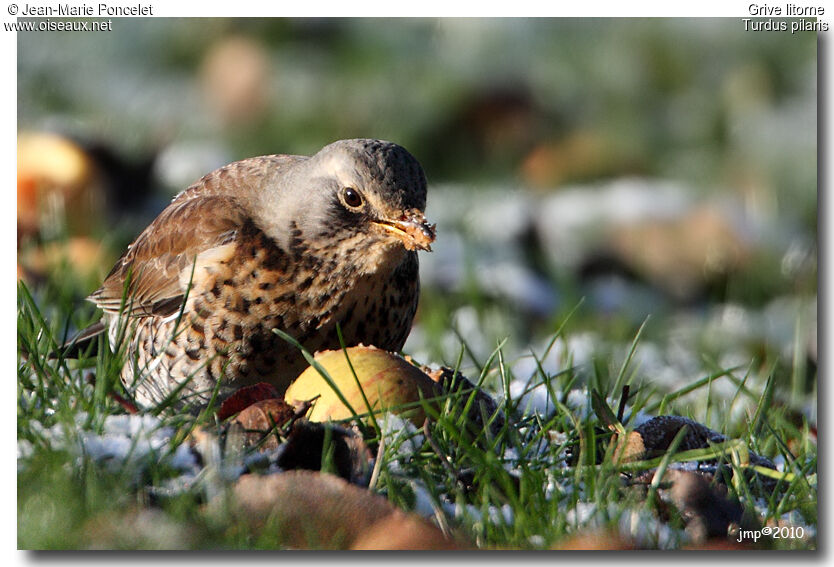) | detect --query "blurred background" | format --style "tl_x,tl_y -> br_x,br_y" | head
17,18 -> 817,424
